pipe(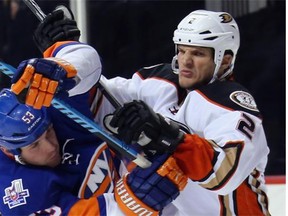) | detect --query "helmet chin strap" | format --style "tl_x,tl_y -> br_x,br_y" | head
210,64 -> 233,83
0,147 -> 27,165
171,55 -> 179,74
209,64 -> 221,84
218,64 -> 233,80
171,50 -> 233,84
172,45 -> 179,74
9,148 -> 27,165
14,155 -> 27,165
